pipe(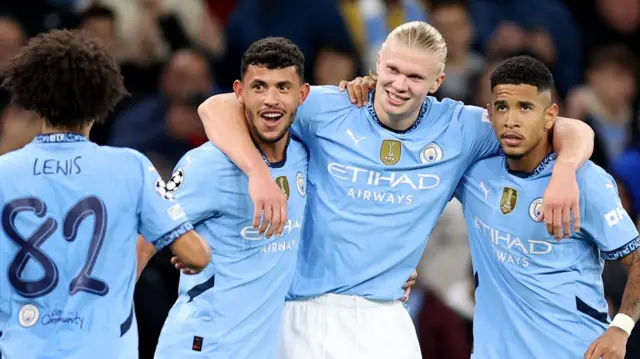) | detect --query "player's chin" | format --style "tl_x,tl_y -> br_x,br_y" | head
502,148 -> 525,159
258,128 -> 288,144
